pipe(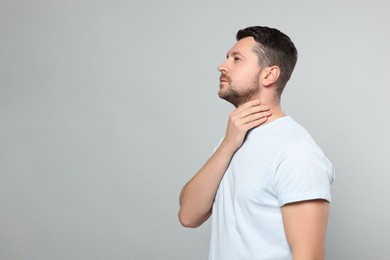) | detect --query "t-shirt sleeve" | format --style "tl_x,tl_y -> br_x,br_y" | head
272,140 -> 335,206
